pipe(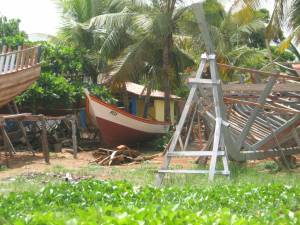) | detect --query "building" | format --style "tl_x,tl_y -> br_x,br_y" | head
117,82 -> 181,124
